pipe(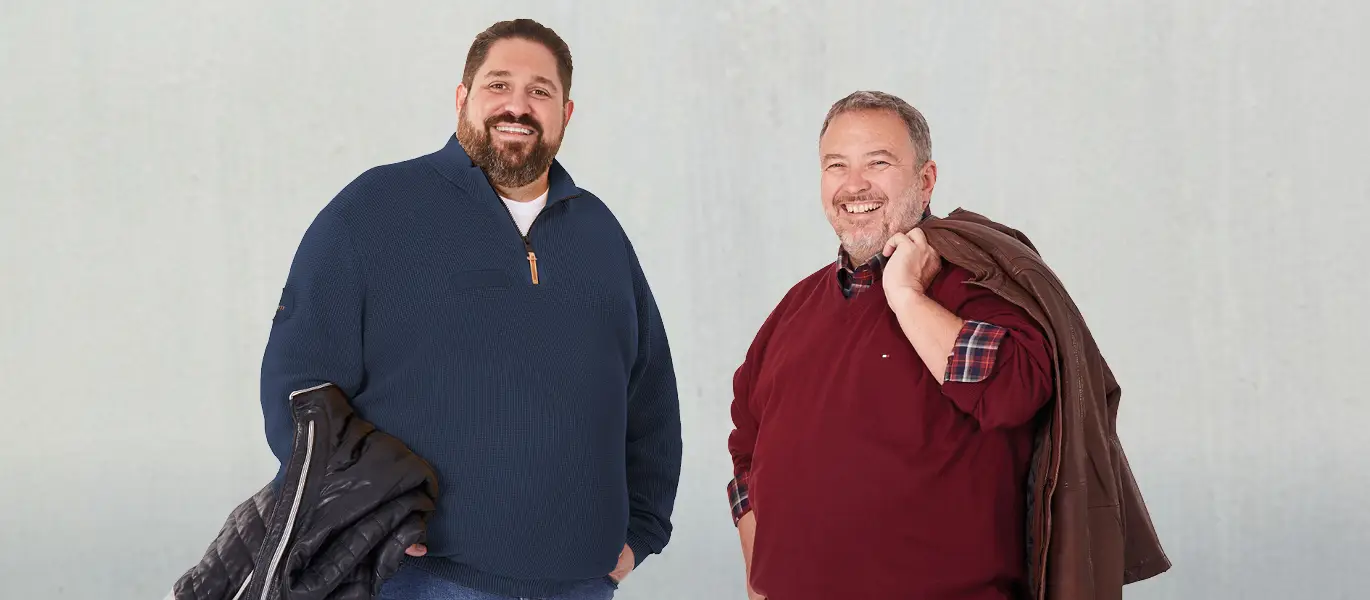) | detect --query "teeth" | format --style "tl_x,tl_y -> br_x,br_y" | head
495,126 -> 533,135
844,203 -> 881,214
